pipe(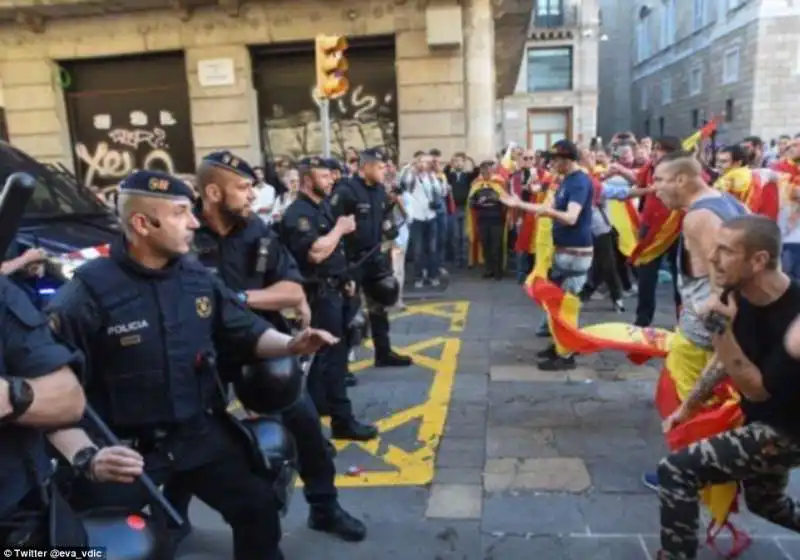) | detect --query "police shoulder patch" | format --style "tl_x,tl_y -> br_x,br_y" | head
330,193 -> 339,206
298,217 -> 311,232
195,296 -> 212,318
